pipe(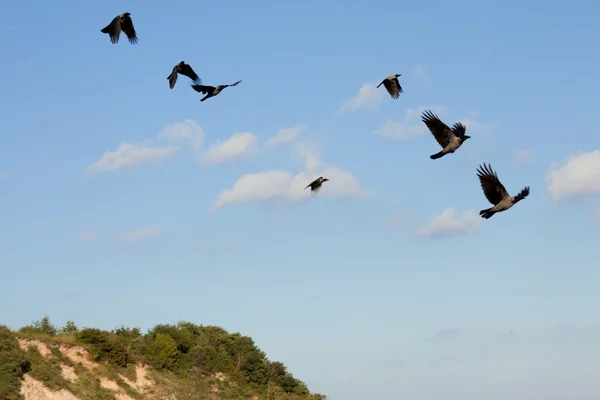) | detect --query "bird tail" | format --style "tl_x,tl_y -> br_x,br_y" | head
479,208 -> 495,219
430,151 -> 444,160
